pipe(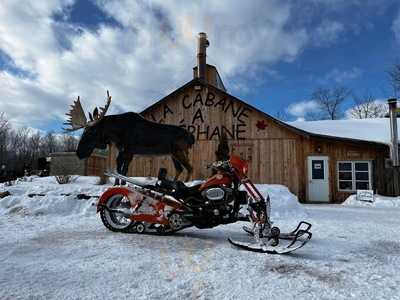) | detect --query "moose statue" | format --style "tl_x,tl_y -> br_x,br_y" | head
64,91 -> 195,184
